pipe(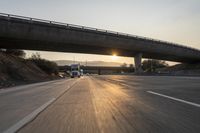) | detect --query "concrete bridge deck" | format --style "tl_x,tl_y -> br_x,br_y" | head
0,13 -> 200,71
